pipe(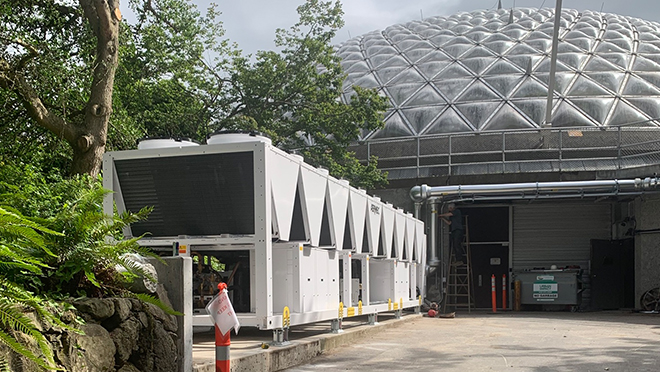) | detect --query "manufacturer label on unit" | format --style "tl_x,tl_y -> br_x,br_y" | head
536,275 -> 554,281
370,204 -> 380,214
